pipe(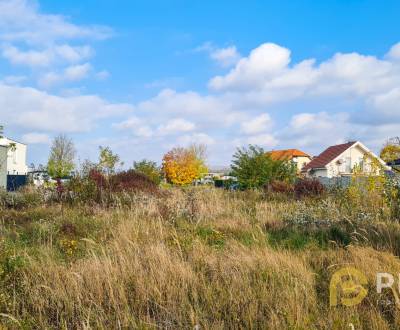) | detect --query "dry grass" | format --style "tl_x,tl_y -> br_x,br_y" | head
0,187 -> 400,329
